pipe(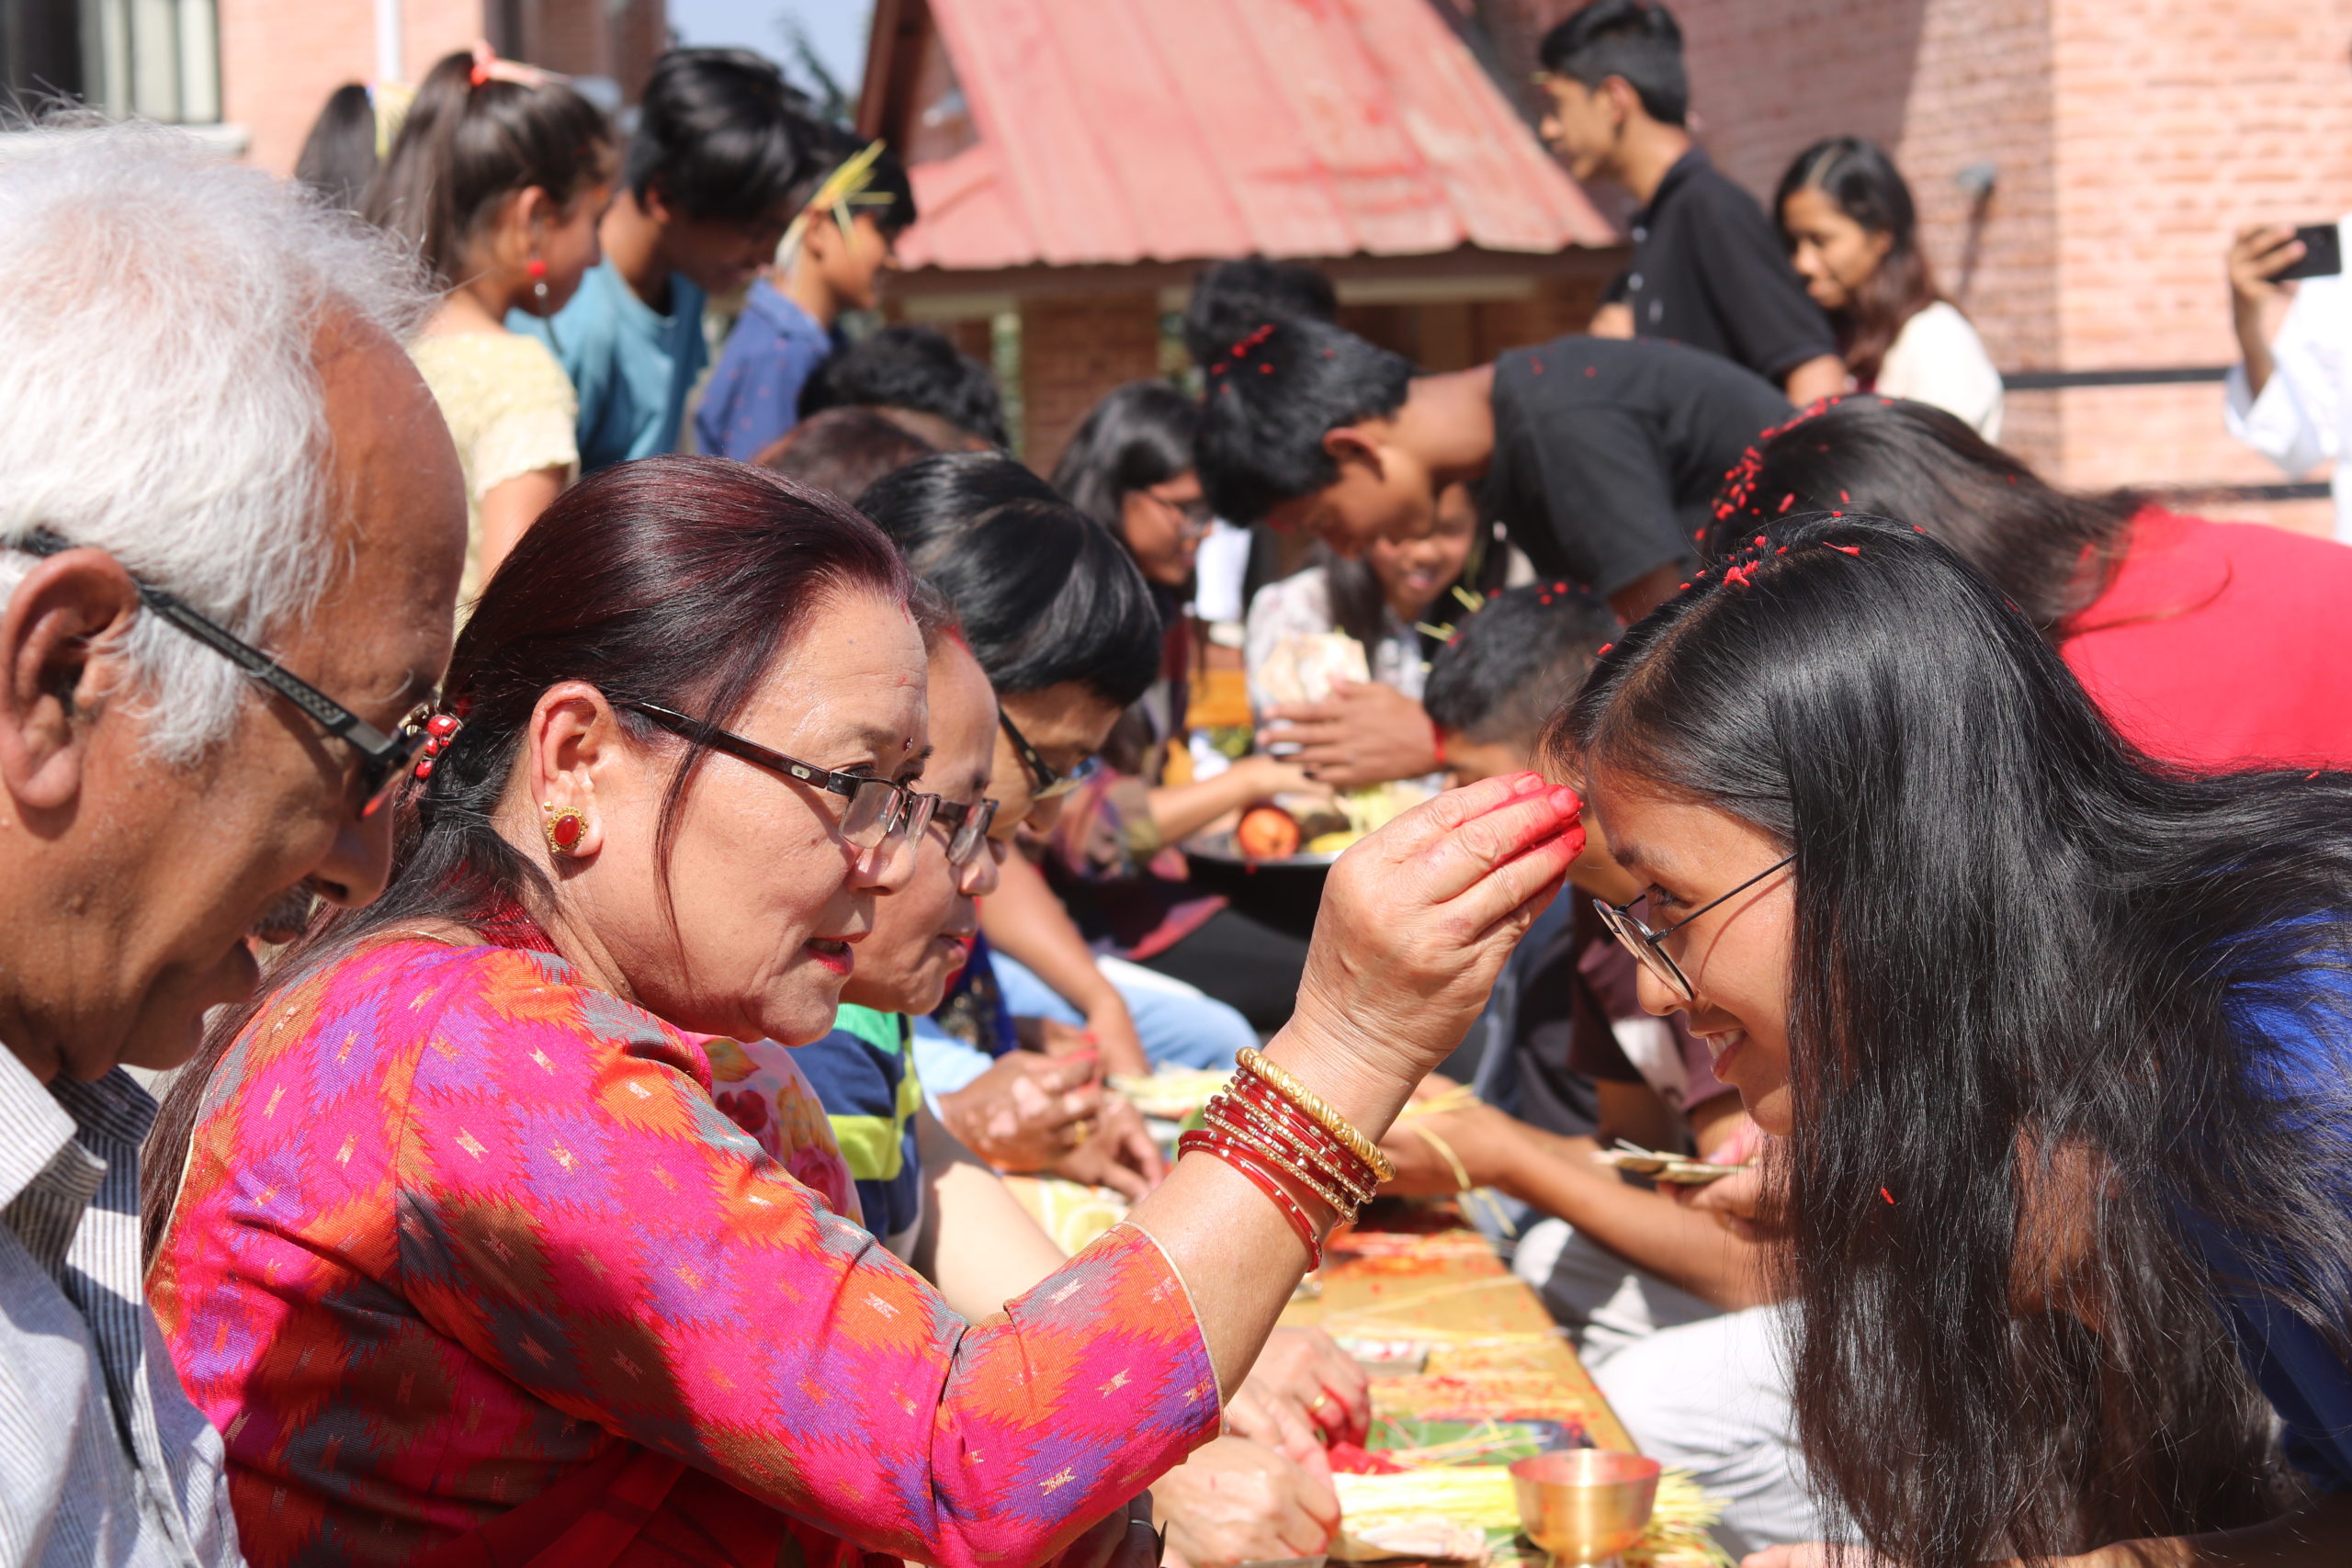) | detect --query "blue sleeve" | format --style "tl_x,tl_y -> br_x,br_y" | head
910,1015 -> 996,1101
510,295 -> 622,471
696,318 -> 831,462
697,314 -> 780,462
2194,963 -> 2352,1489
